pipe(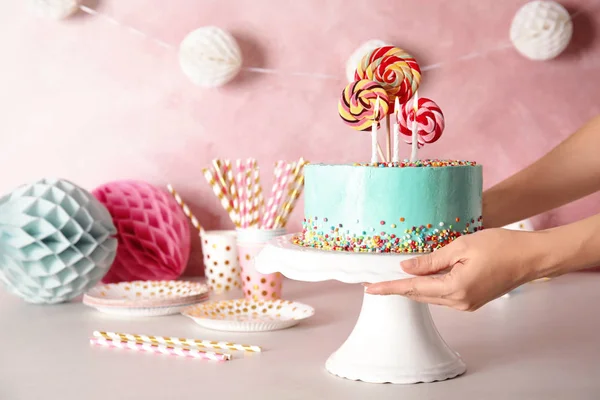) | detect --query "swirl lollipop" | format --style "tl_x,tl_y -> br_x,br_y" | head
355,46 -> 421,108
398,96 -> 445,160
338,79 -> 389,131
